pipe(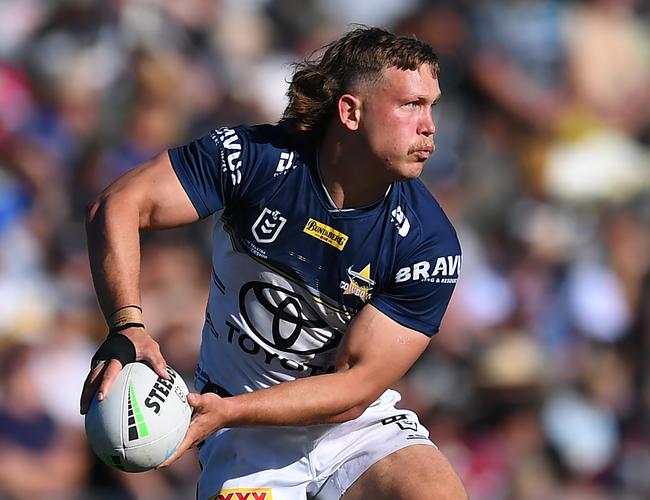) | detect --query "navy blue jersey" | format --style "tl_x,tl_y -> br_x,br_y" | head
169,124 -> 461,394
